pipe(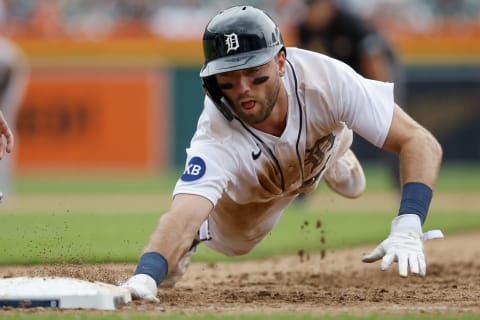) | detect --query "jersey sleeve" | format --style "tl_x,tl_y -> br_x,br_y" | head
336,66 -> 394,147
173,102 -> 239,205
294,48 -> 395,147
